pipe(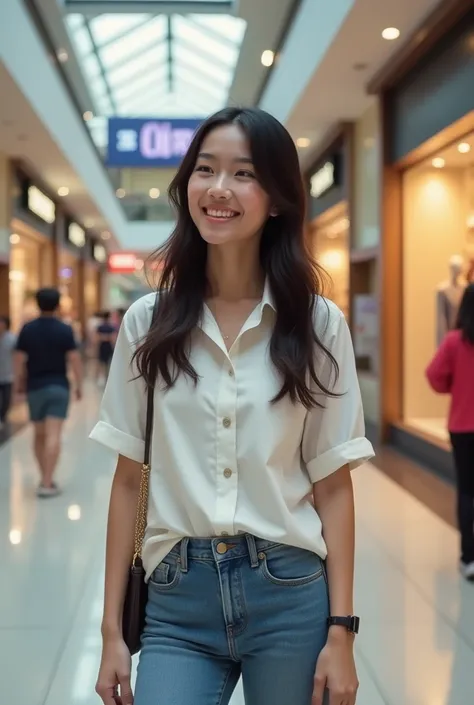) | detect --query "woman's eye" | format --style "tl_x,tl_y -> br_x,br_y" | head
195,165 -> 212,173
236,170 -> 255,179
